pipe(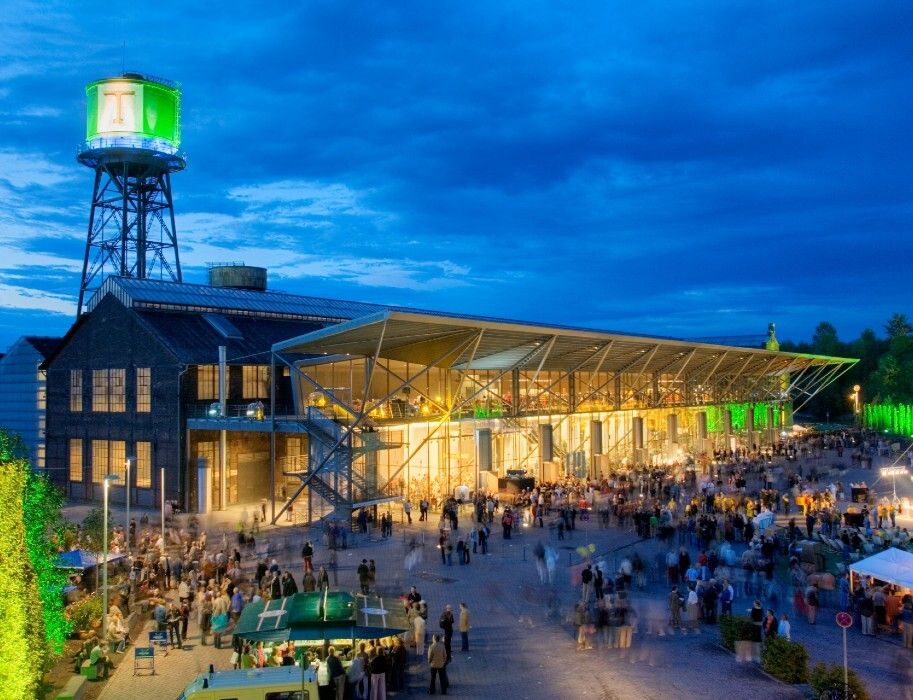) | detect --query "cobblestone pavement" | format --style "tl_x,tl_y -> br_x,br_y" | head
91,447 -> 913,699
